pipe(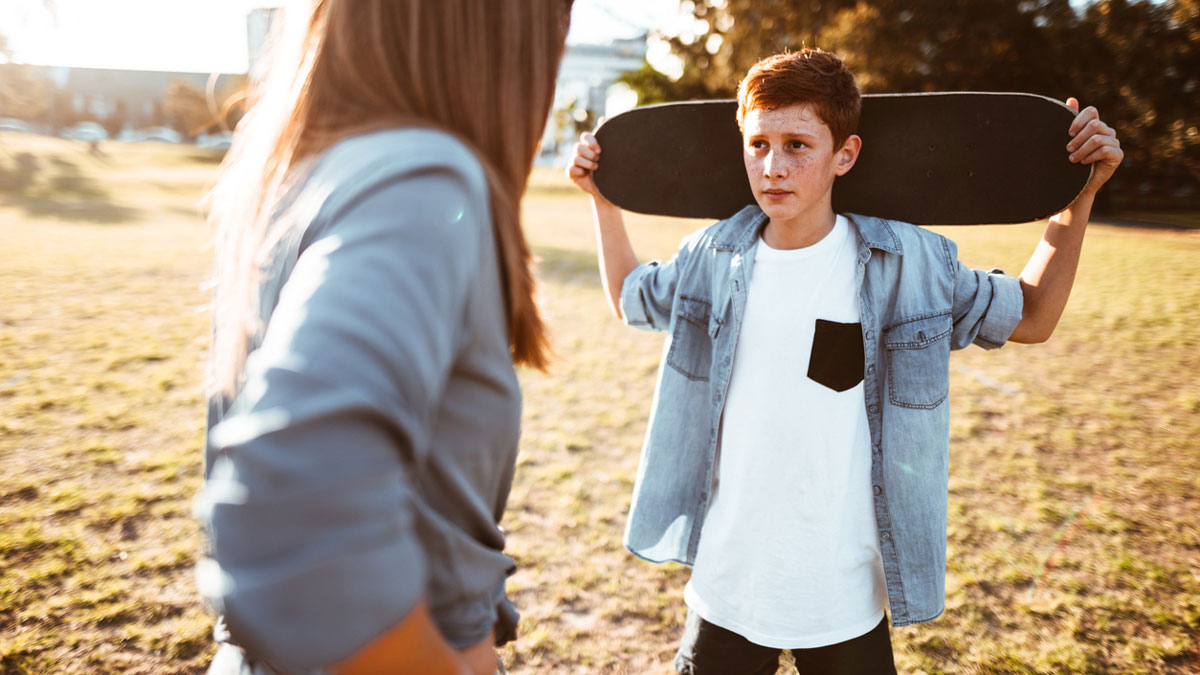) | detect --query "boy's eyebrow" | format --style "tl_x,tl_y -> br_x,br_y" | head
743,130 -> 820,141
